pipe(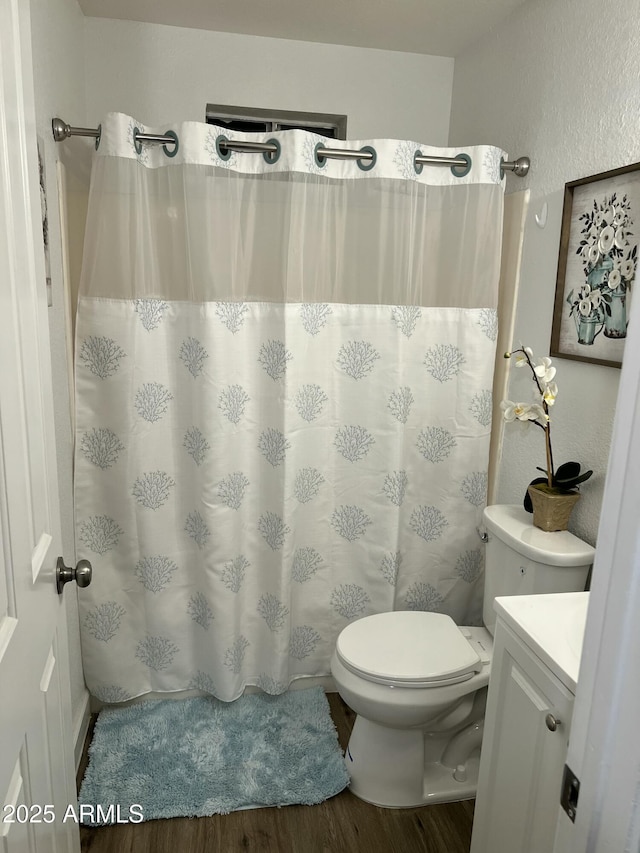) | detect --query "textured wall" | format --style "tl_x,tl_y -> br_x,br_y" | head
82,18 -> 454,144
29,0 -> 89,731
448,0 -> 640,546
